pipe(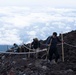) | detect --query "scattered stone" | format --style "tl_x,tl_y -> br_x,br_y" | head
42,66 -> 47,70
8,67 -> 15,75
0,30 -> 76,75
12,61 -> 16,64
66,69 -> 73,73
23,74 -> 26,75
22,58 -> 27,60
2,55 -> 5,60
